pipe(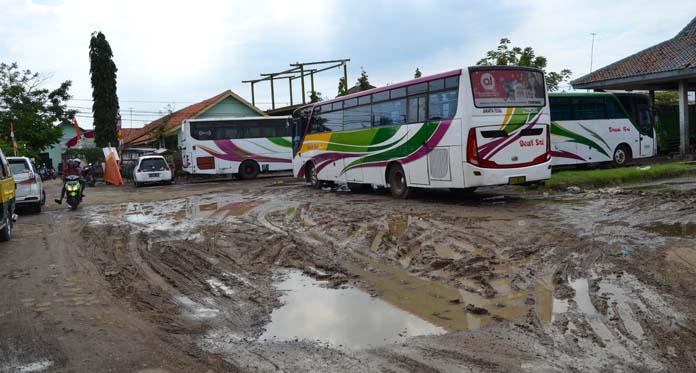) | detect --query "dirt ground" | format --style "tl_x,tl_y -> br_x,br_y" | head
1,173 -> 695,372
